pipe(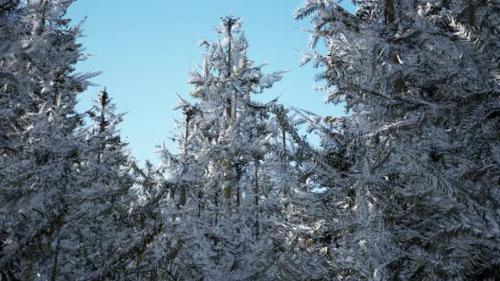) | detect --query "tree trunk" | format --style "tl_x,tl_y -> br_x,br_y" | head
254,160 -> 259,240
282,127 -> 288,203
50,233 -> 61,281
385,0 -> 395,24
